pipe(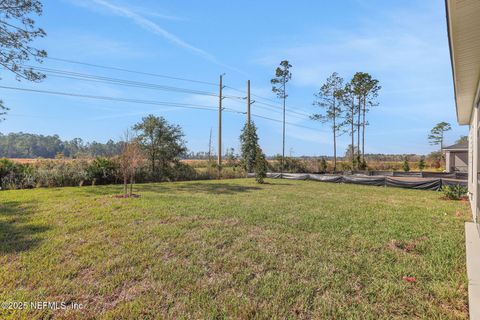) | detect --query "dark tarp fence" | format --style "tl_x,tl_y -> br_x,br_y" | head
342,175 -> 386,187
248,173 -> 467,191
385,177 -> 441,191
